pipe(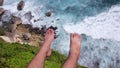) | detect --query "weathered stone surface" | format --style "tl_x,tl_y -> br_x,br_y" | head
11,16 -> 22,25
1,10 -> 12,23
24,24 -> 32,29
17,1 -> 25,11
22,11 -> 33,24
0,8 -> 4,15
22,33 -> 31,40
2,23 -> 13,32
0,0 -> 4,6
